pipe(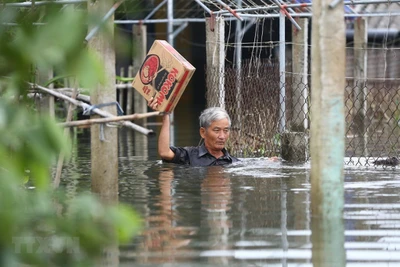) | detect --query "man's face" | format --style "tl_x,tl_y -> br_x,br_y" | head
200,118 -> 230,152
